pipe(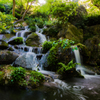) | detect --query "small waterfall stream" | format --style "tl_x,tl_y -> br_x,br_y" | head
9,25 -> 47,71
35,24 -> 47,44
73,46 -> 100,79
